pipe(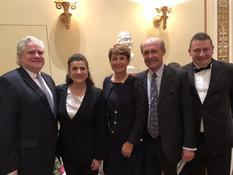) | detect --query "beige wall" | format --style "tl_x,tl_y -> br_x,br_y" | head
0,0 -> 206,87
1,0 -> 233,171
